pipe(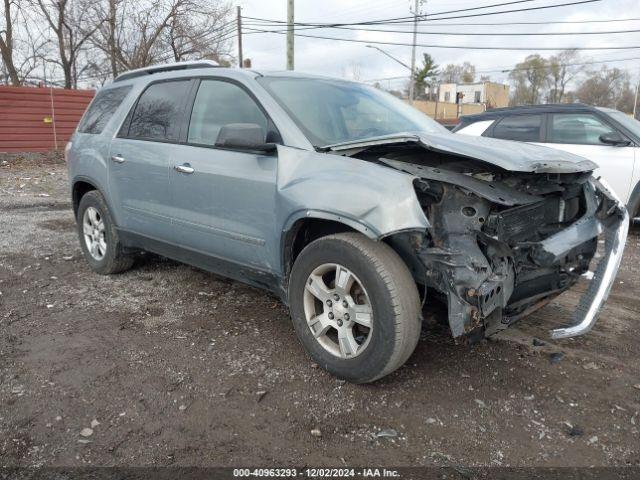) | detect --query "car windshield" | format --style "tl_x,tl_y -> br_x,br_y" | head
602,109 -> 640,139
258,76 -> 448,148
